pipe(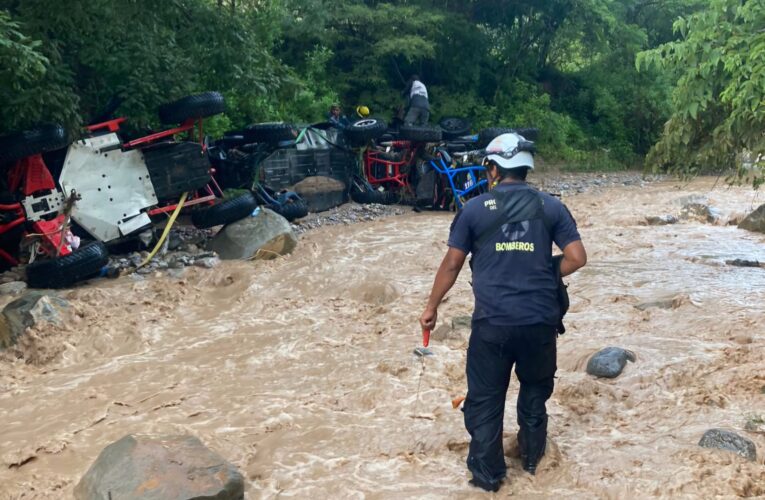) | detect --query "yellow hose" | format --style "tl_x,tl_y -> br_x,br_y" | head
137,192 -> 188,269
